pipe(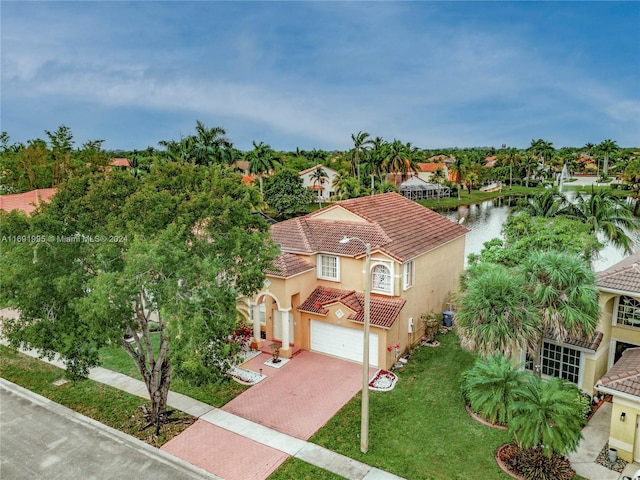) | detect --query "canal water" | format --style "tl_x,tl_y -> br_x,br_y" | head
440,197 -> 640,272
